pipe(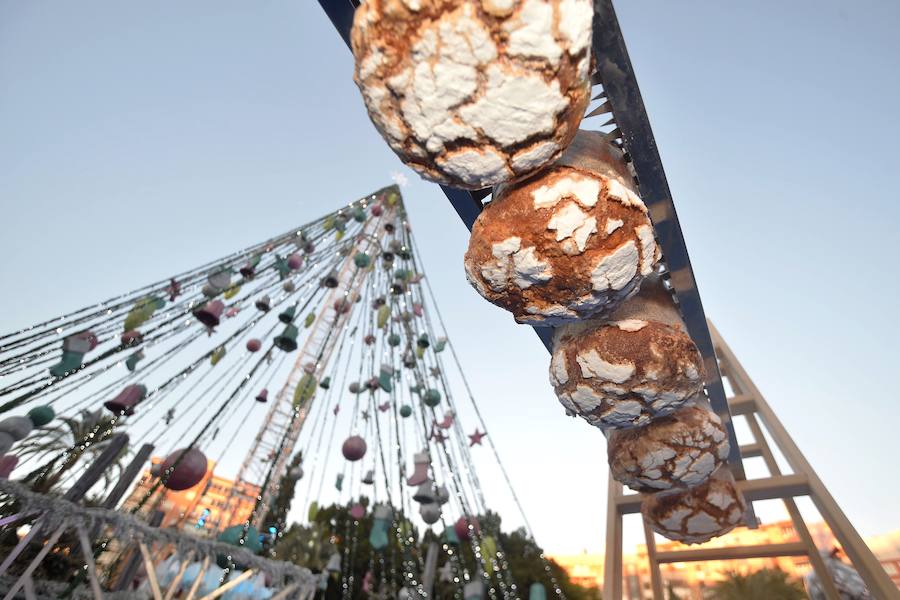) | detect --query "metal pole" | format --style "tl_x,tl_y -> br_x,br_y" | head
603,473 -> 624,600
